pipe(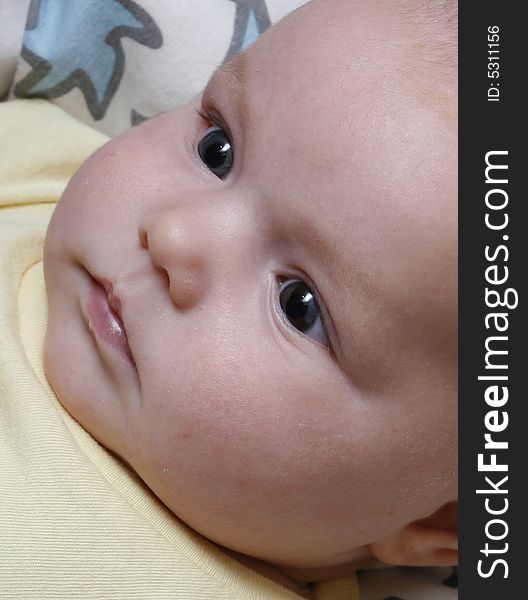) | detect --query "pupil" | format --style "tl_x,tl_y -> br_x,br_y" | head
198,128 -> 233,178
281,282 -> 317,332
205,141 -> 229,168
